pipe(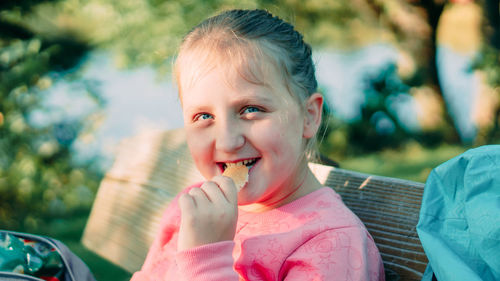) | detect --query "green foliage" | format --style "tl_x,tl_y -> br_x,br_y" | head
318,63 -> 458,156
348,64 -> 412,151
20,0 -> 384,75
474,45 -> 500,87
472,45 -> 500,143
0,1 -> 103,230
